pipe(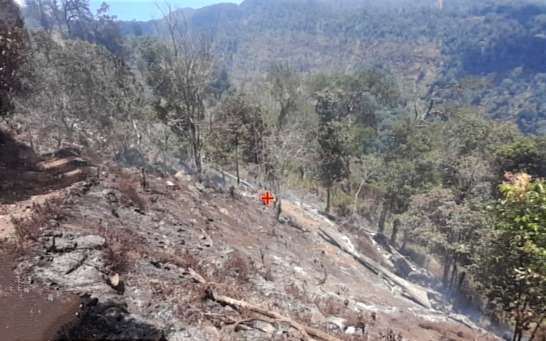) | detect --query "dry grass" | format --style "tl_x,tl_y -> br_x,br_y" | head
11,198 -> 64,248
214,250 -> 253,284
285,283 -> 311,304
314,296 -> 346,316
118,177 -> 146,212
379,329 -> 403,341
97,226 -> 141,274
